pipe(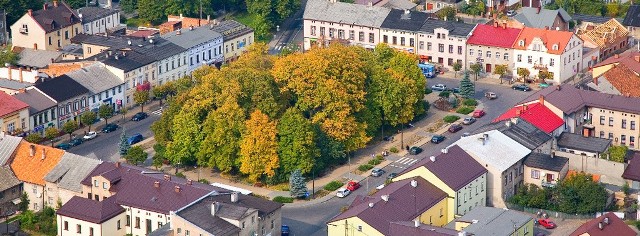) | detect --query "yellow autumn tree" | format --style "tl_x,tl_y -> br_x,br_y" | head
239,110 -> 279,182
